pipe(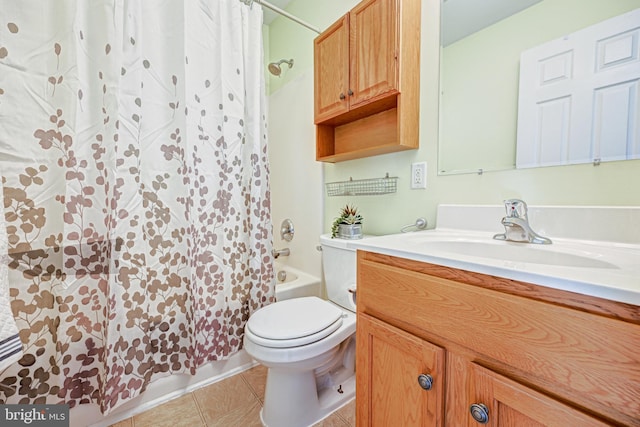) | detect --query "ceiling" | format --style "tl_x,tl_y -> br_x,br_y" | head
441,0 -> 542,46
260,0 -> 543,45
